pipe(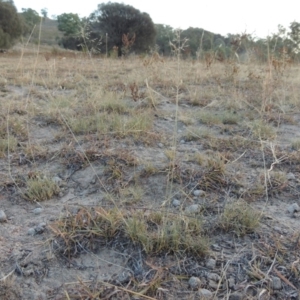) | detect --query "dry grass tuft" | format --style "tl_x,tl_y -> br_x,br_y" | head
219,200 -> 261,236
51,207 -> 209,258
23,173 -> 60,201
